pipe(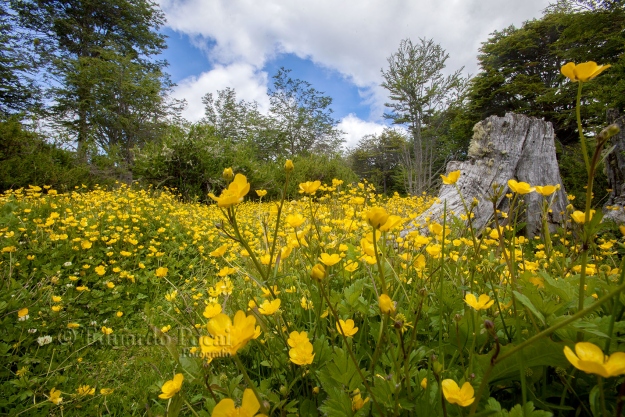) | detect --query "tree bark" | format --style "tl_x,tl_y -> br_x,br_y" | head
407,113 -> 568,236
